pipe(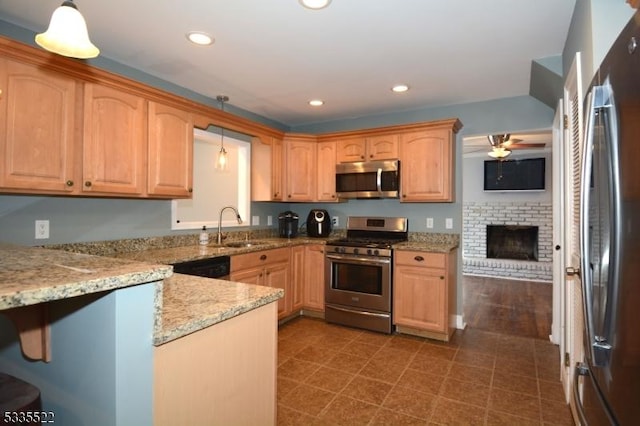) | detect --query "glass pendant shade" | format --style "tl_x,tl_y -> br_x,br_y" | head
35,1 -> 99,59
216,146 -> 228,171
